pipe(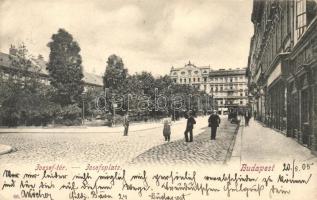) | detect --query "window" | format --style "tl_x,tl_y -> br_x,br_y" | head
204,85 -> 206,91
240,101 -> 243,105
180,78 -> 182,83
189,78 -> 191,83
181,71 -> 185,75
230,78 -> 233,82
296,0 -> 307,39
184,79 -> 186,83
204,77 -> 207,82
193,78 -> 196,82
198,78 -> 200,82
